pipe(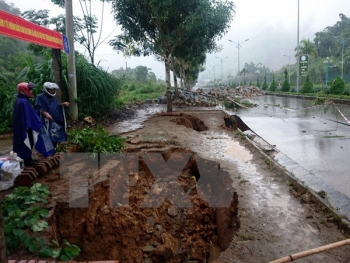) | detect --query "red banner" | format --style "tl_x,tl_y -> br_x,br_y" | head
0,10 -> 64,50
